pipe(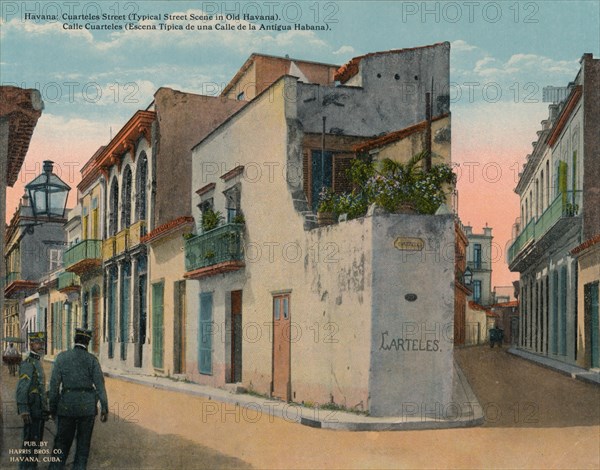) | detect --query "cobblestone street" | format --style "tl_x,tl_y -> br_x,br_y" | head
1,346 -> 598,469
